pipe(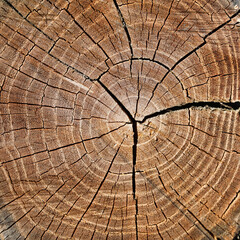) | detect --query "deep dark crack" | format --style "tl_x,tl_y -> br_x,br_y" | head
152,0 -> 175,60
132,121 -> 138,199
96,79 -> 139,201
140,101 -> 240,124
96,80 -> 134,122
1,1 -> 240,239
146,9 -> 240,108
113,0 -> 133,57
113,0 -> 134,73
233,230 -> 240,240
90,66 -> 239,240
